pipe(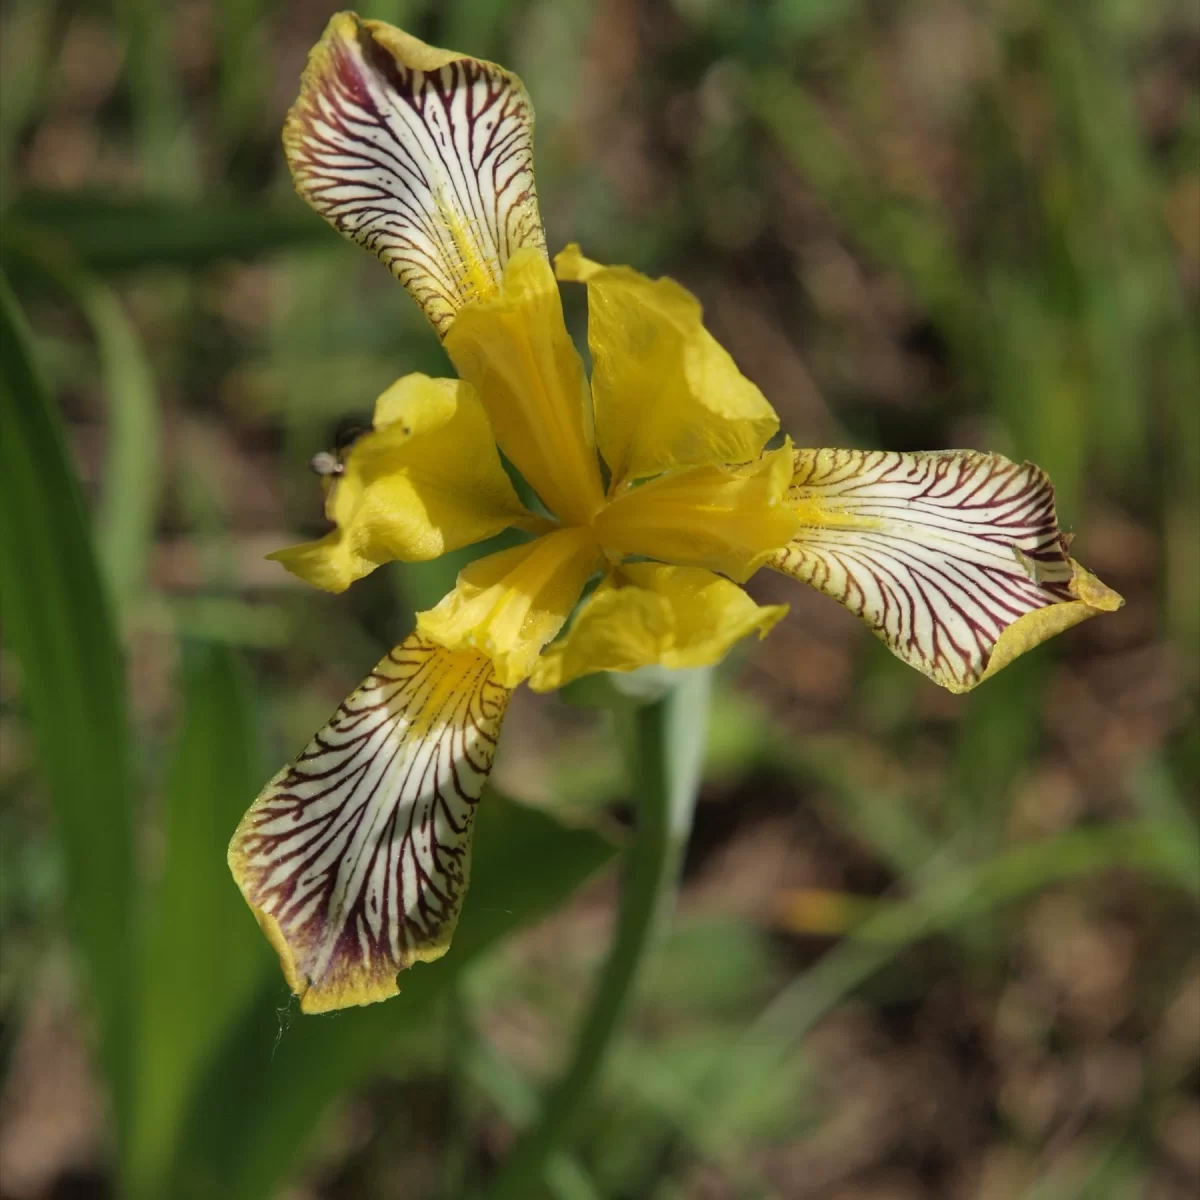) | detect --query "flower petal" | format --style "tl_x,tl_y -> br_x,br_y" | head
417,527 -> 601,687
769,448 -> 1123,692
271,374 -> 532,592
530,563 -> 786,691
556,244 -> 779,487
228,634 -> 510,1014
284,13 -> 546,336
593,443 -> 802,583
445,248 -> 605,525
